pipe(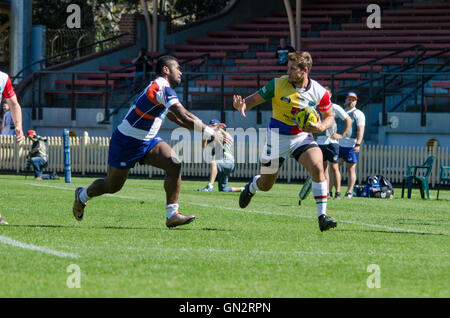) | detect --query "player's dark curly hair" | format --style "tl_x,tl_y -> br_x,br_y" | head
155,55 -> 178,76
